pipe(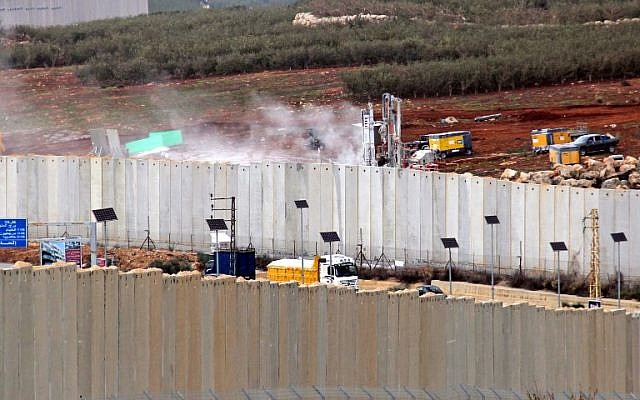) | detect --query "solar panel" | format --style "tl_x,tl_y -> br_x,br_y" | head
549,241 -> 568,251
320,231 -> 340,243
611,232 -> 627,242
294,199 -> 309,209
205,218 -> 228,231
484,215 -> 500,224
92,207 -> 118,222
440,237 -> 459,249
